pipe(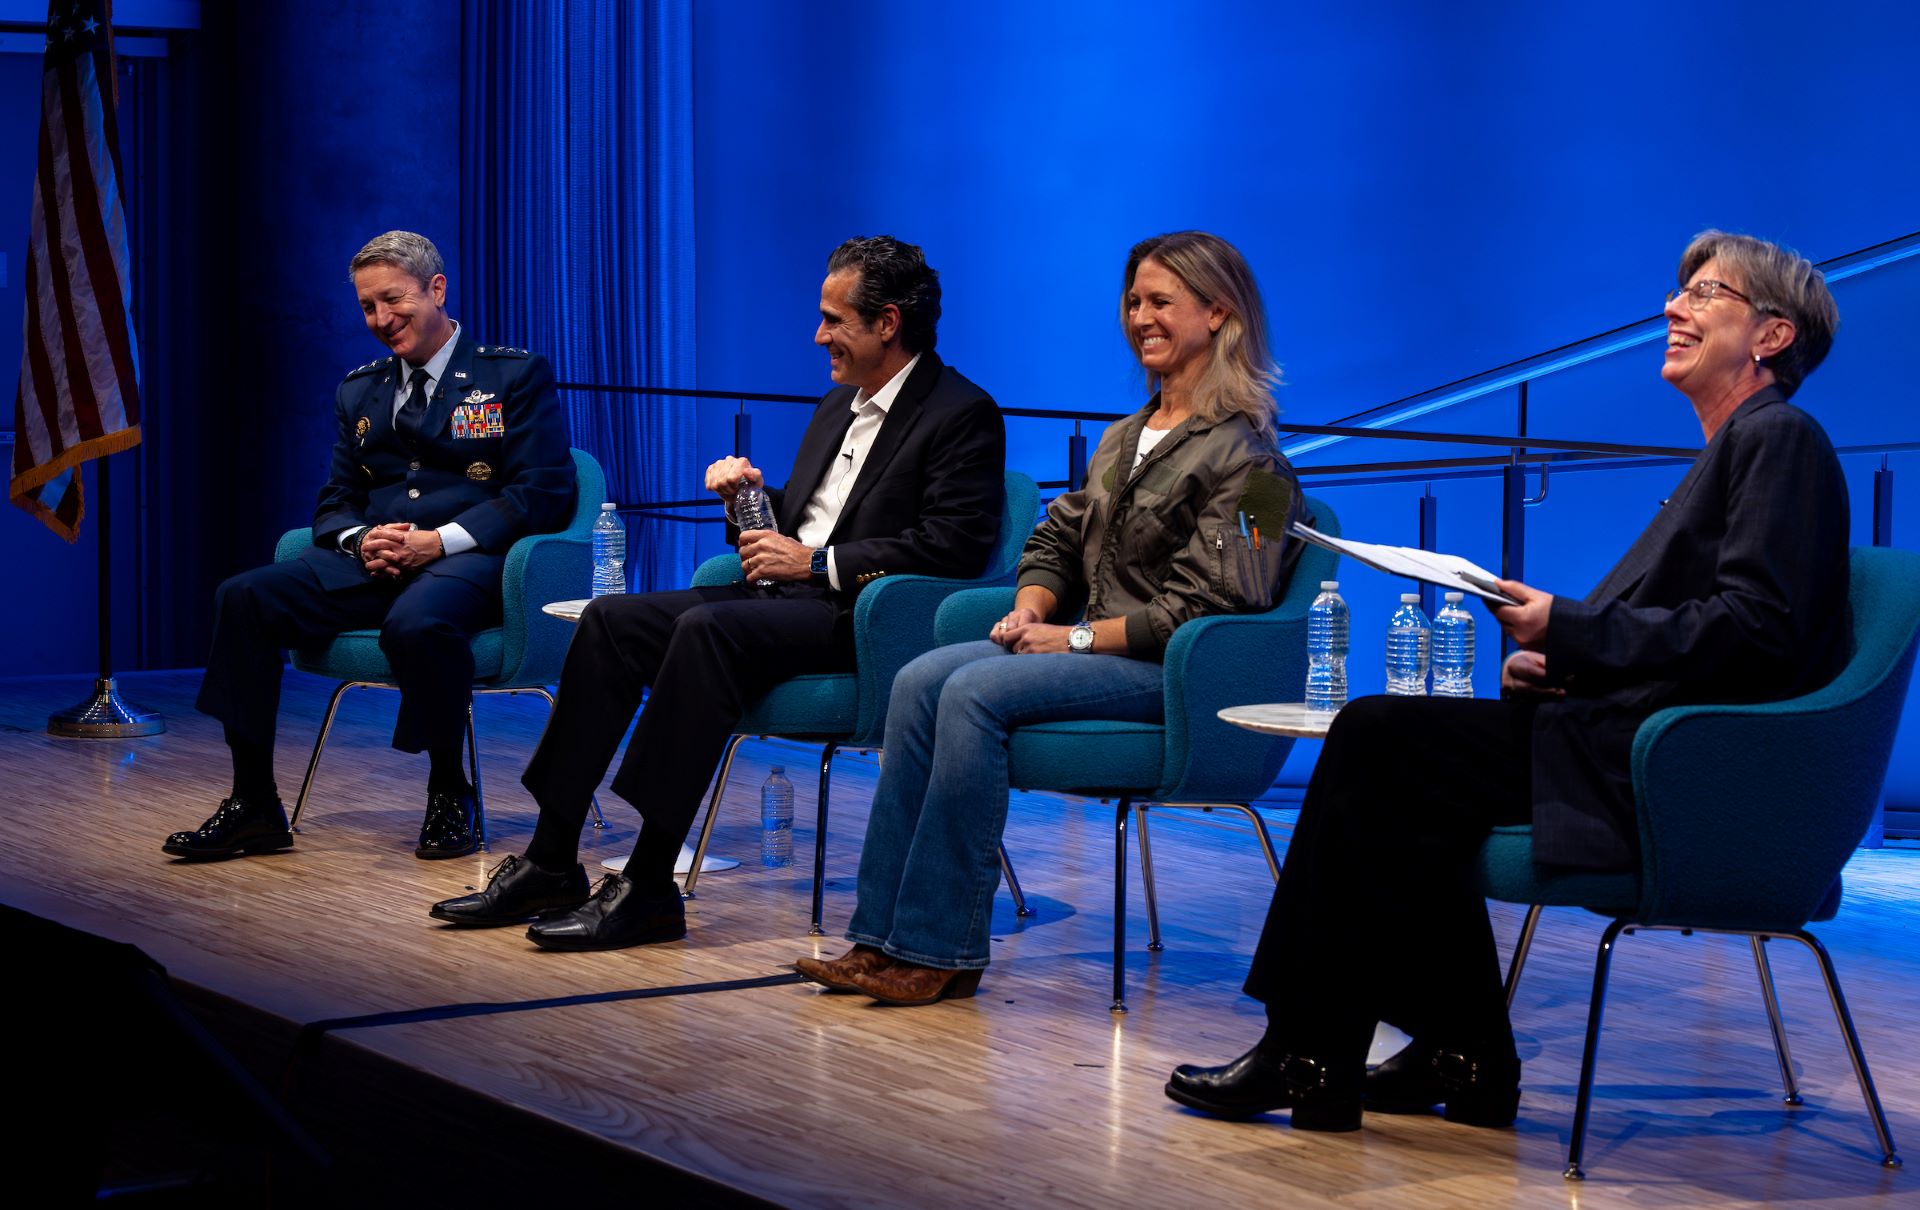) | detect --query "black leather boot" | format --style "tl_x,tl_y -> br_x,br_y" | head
1166,1045 -> 1363,1132
1365,1041 -> 1522,1128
